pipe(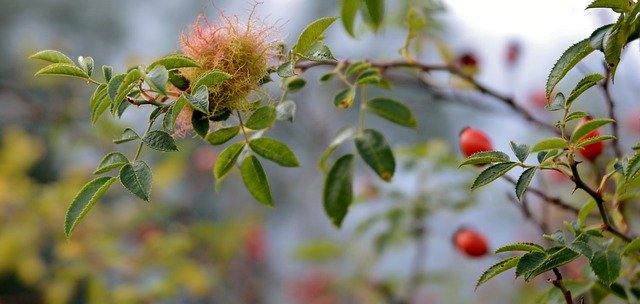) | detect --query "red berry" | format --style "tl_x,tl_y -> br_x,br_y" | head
456,52 -> 480,75
576,117 -> 604,161
459,127 -> 494,157
506,40 -> 521,66
528,90 -> 548,108
453,228 -> 489,257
